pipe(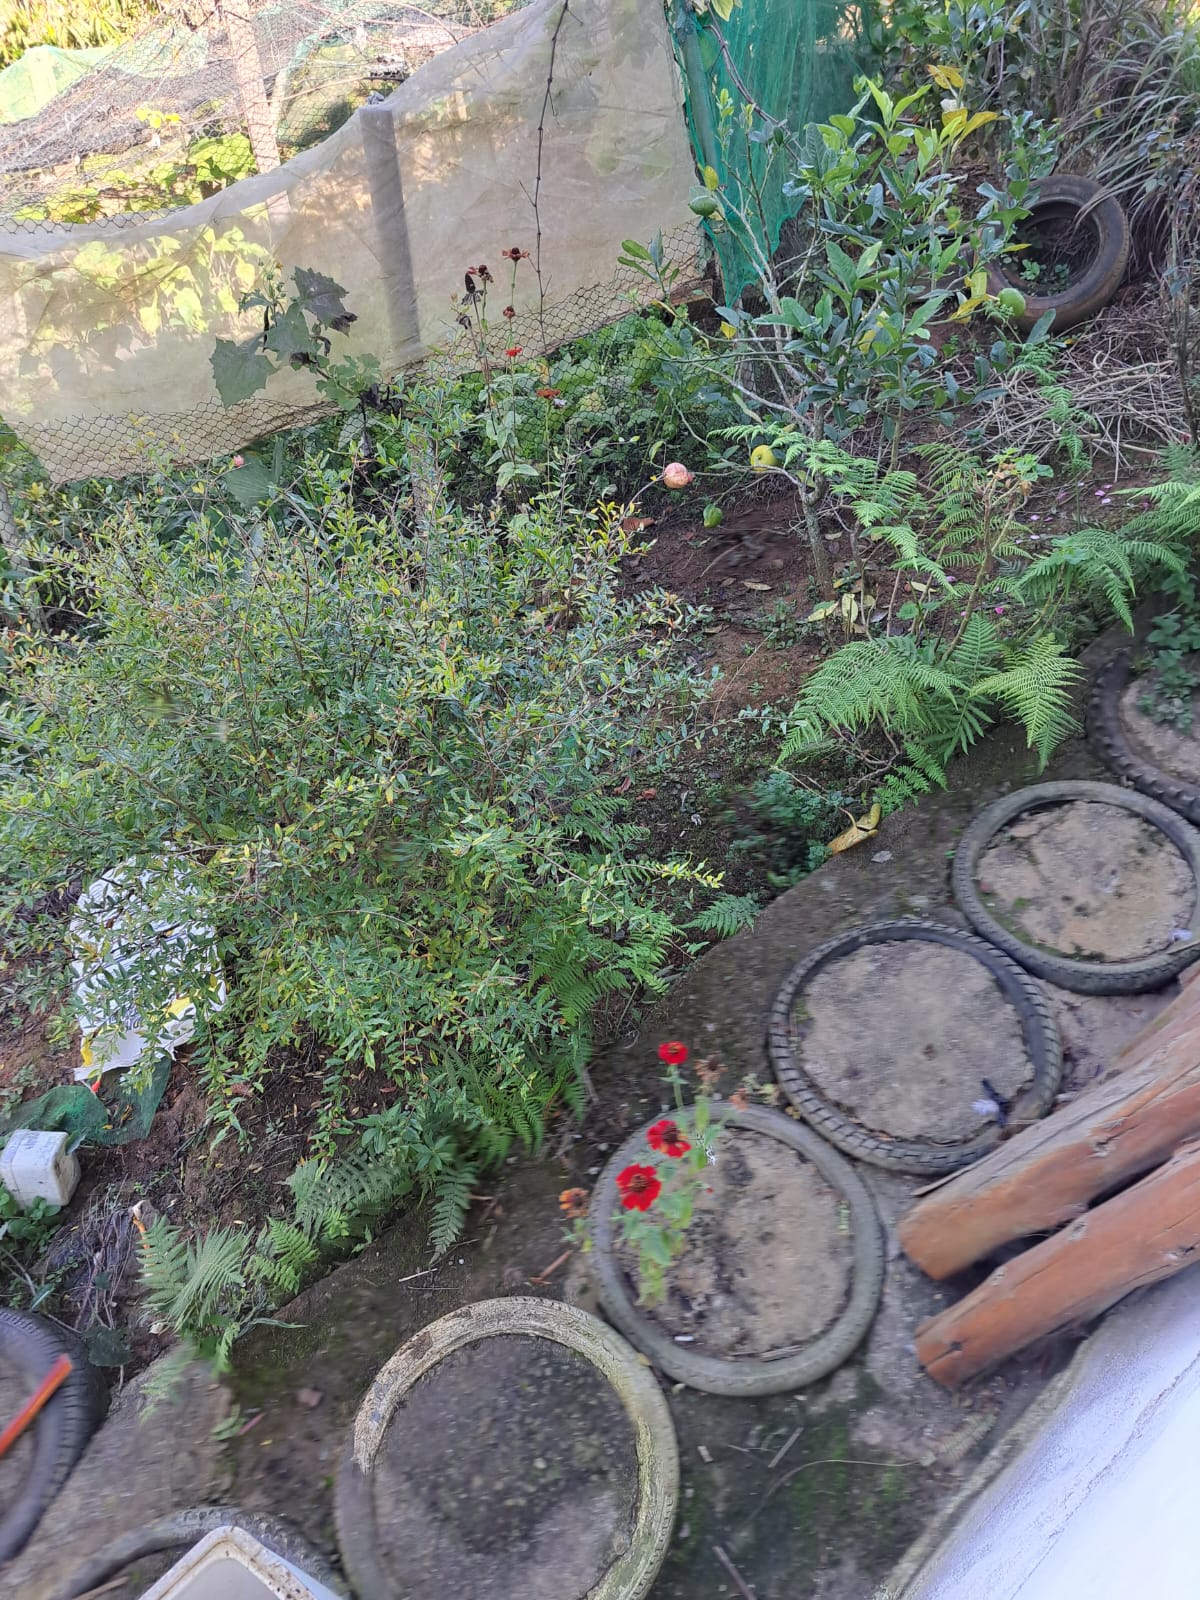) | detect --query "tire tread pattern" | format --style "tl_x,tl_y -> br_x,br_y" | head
951,780 -> 1200,994
766,919 -> 1062,1174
